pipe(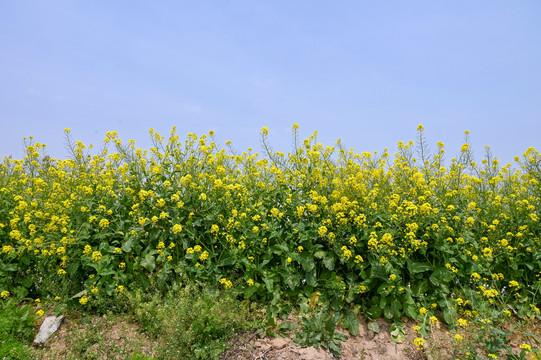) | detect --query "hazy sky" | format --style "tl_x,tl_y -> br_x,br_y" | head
1,1 -> 540,165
